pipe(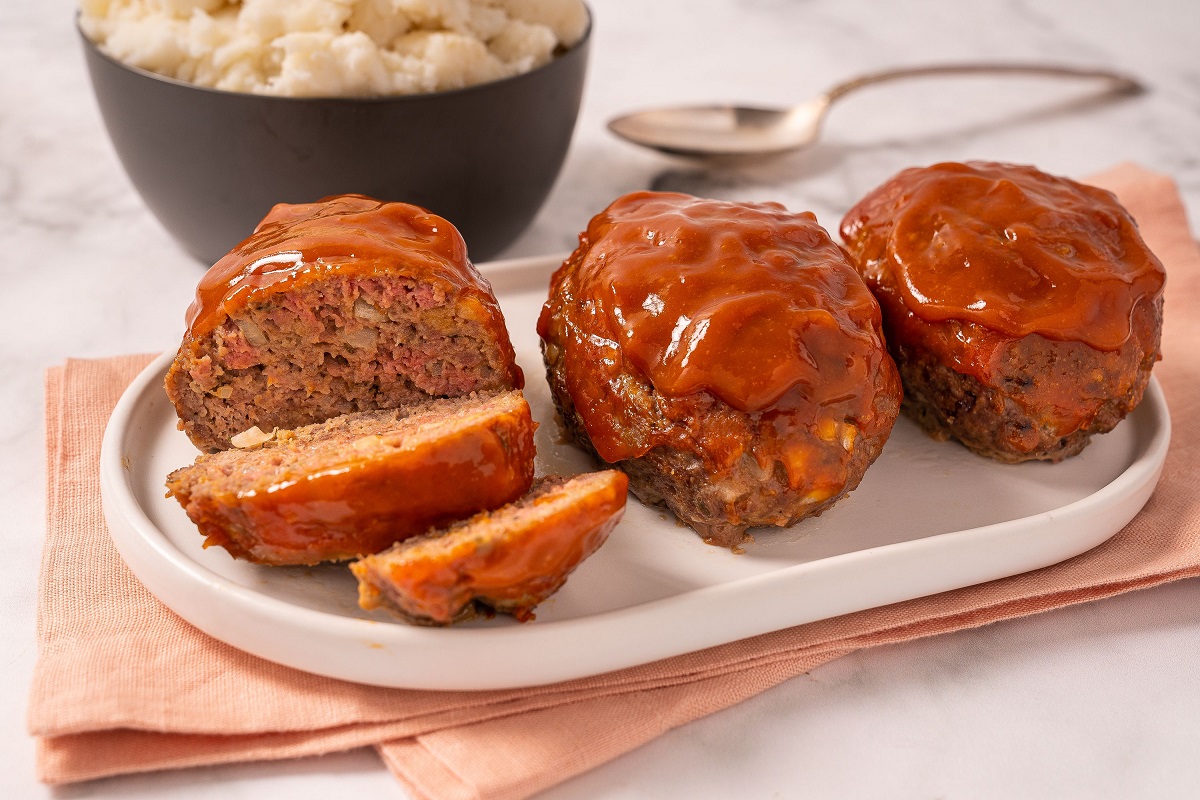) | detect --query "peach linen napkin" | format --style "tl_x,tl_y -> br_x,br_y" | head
30,163 -> 1200,799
